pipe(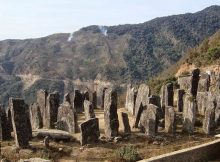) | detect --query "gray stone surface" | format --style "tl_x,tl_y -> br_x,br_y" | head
10,98 -> 30,148
182,95 -> 196,134
125,84 -> 137,115
79,118 -> 100,145
84,100 -> 95,120
176,89 -> 185,112
197,92 -> 209,115
191,68 -> 200,97
104,89 -> 119,138
161,83 -> 174,112
121,112 -> 131,134
198,73 -> 210,92
37,89 -> 48,128
57,101 -> 78,133
30,103 -> 43,130
140,104 -> 158,137
165,106 -> 176,134
45,91 -> 60,129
